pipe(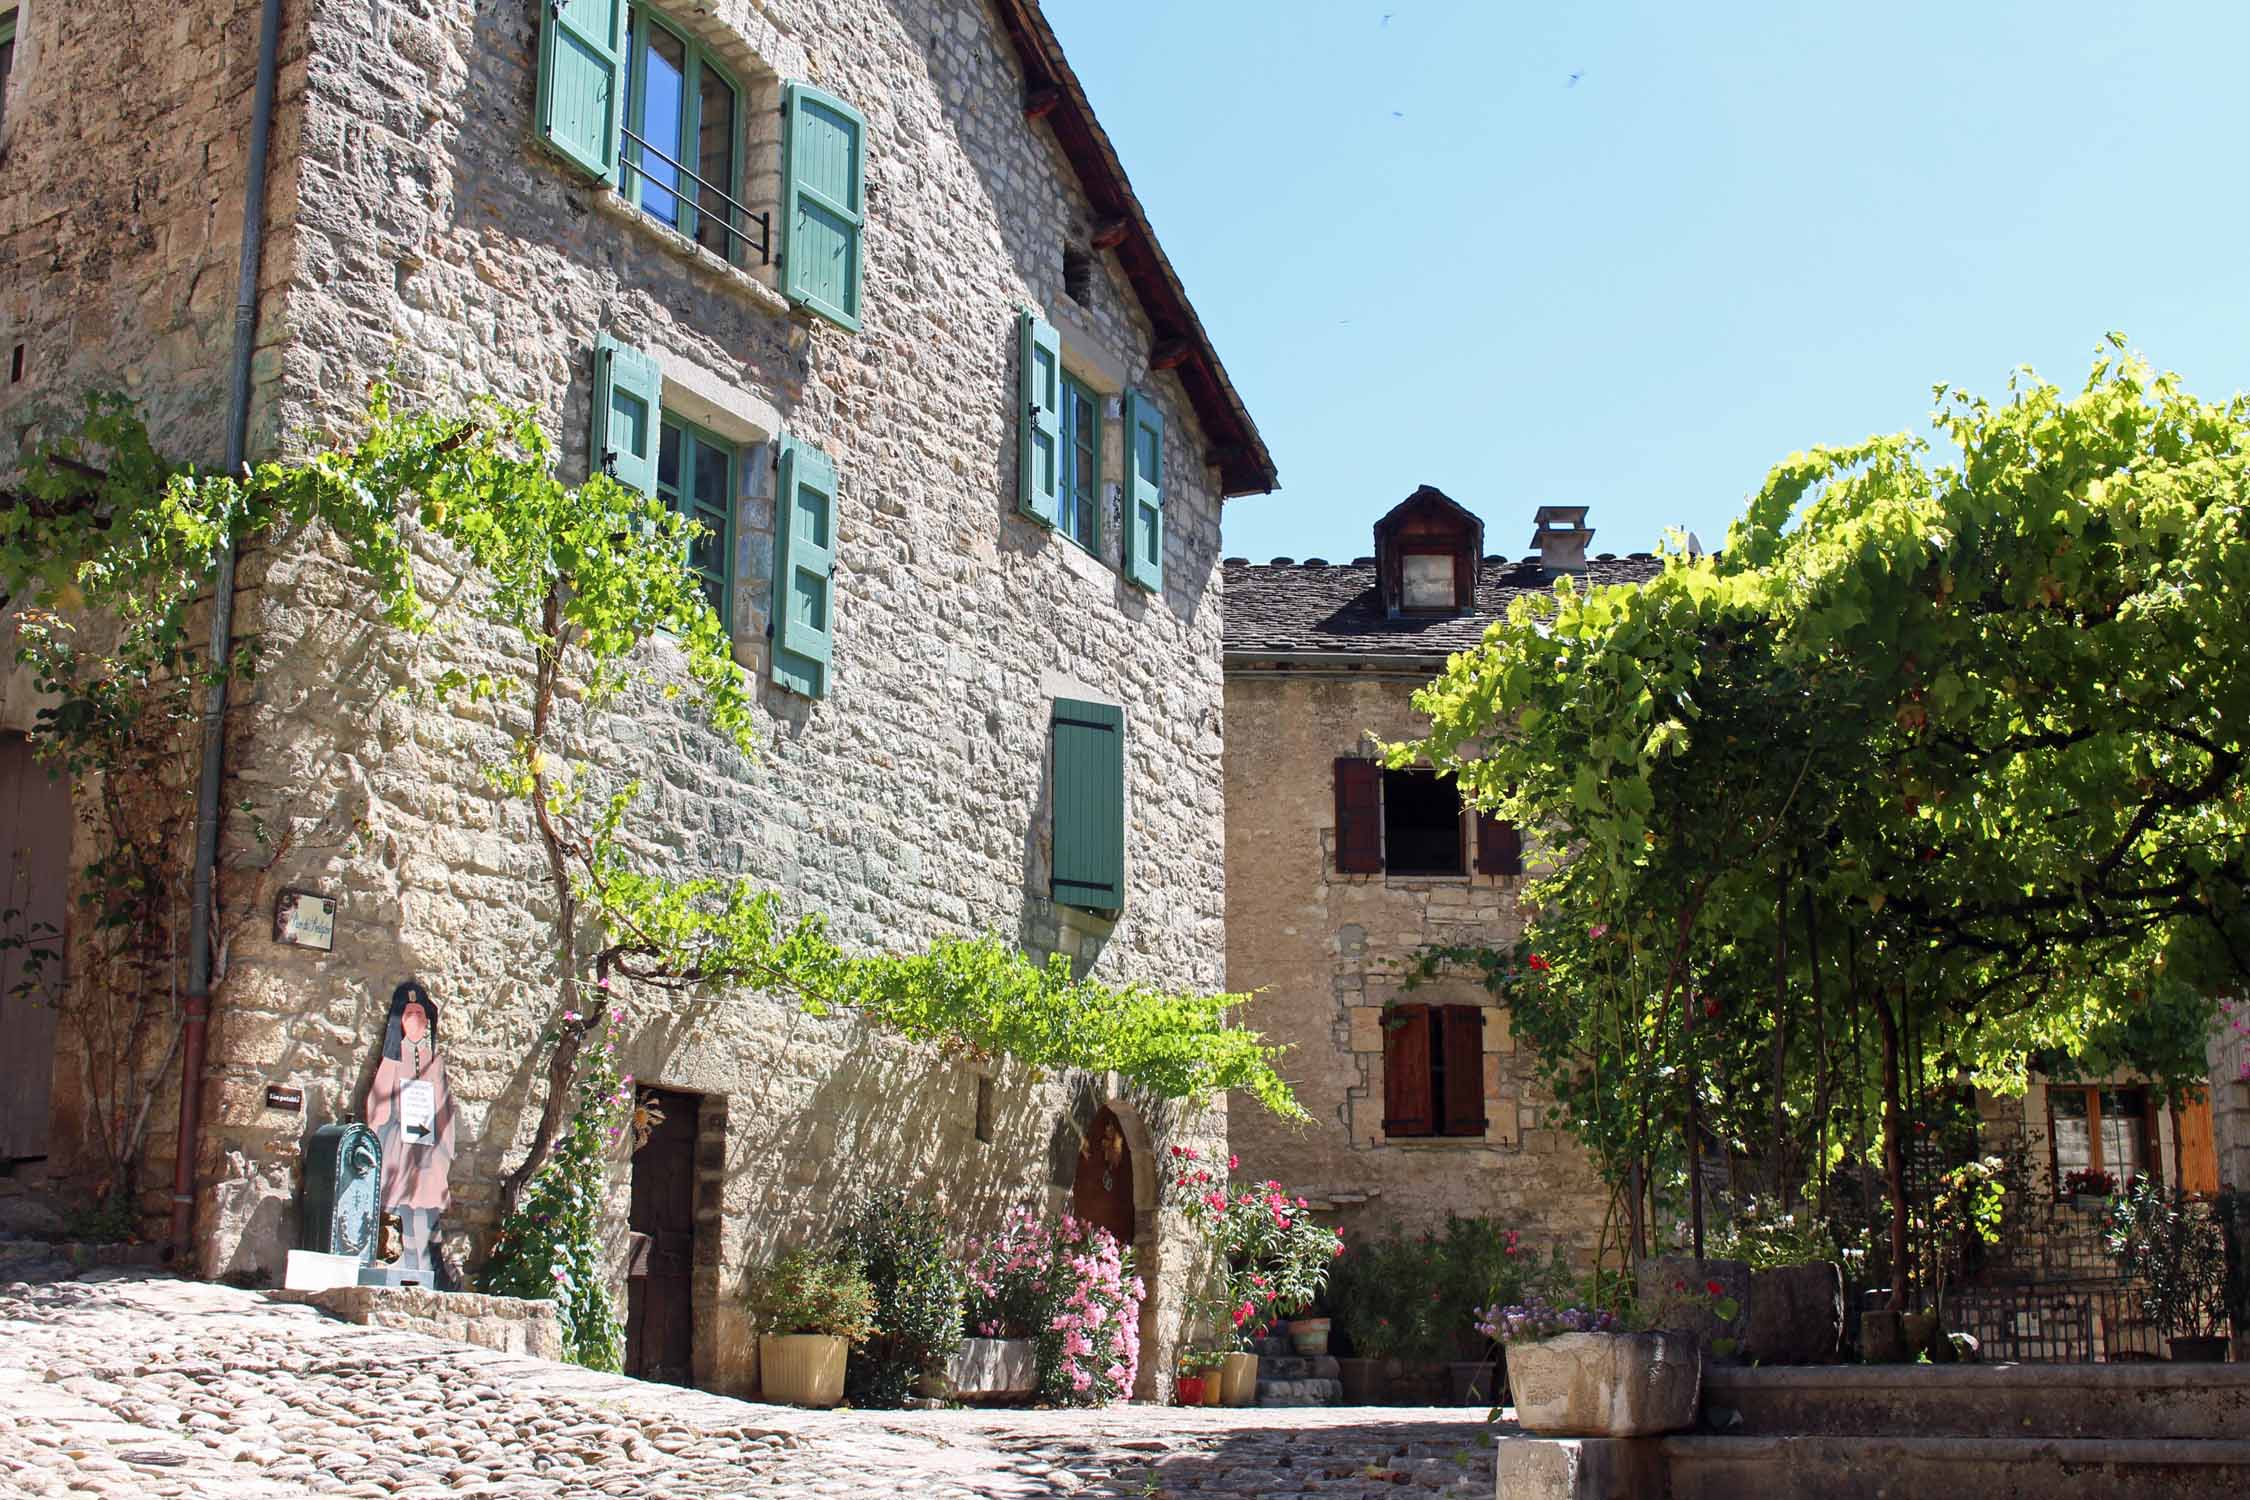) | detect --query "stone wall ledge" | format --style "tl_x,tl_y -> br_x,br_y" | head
1703,1361 -> 2250,1442
270,1284 -> 565,1363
